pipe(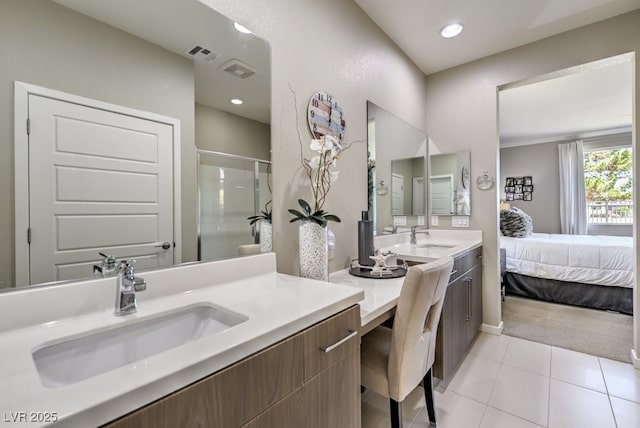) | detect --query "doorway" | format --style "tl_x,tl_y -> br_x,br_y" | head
497,54 -> 634,362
